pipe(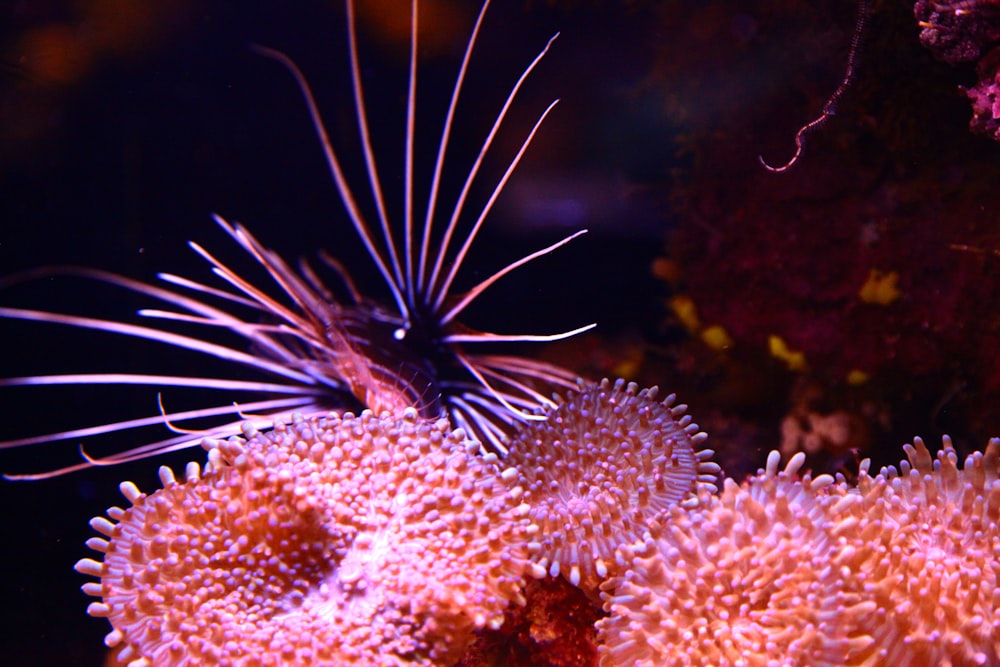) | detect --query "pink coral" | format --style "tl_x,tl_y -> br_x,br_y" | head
832,436 -> 1000,665
966,46 -> 1000,141
505,378 -> 719,596
598,437 -> 1000,666
76,409 -> 536,666
597,451 -> 874,667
